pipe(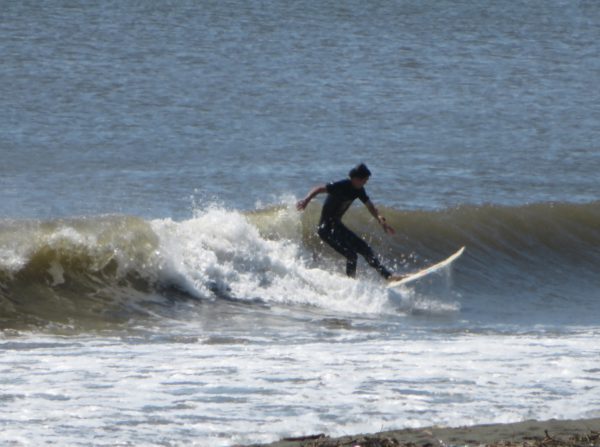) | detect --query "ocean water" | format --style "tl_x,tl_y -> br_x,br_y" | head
1,1 -> 600,446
